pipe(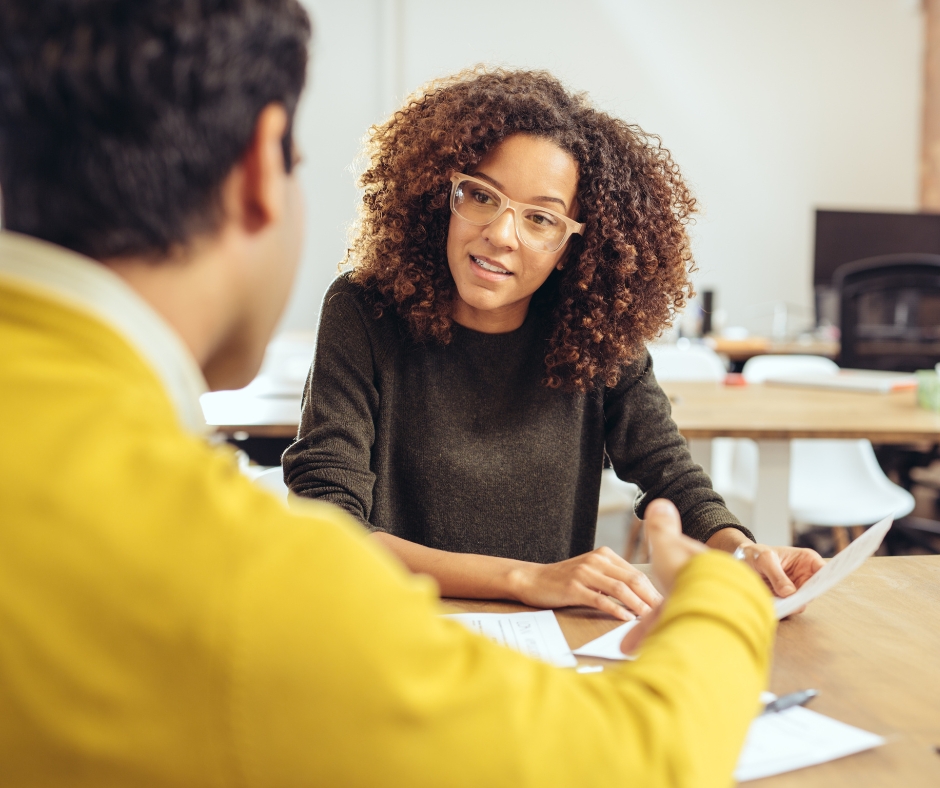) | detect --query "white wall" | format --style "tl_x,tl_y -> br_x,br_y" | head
283,0 -> 923,337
